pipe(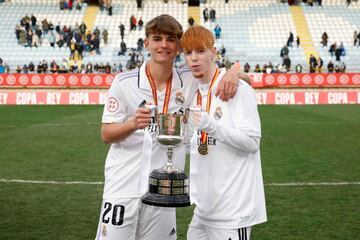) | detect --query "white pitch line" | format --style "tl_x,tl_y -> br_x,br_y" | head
0,179 -> 103,185
1,179 -> 360,186
265,182 -> 360,186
